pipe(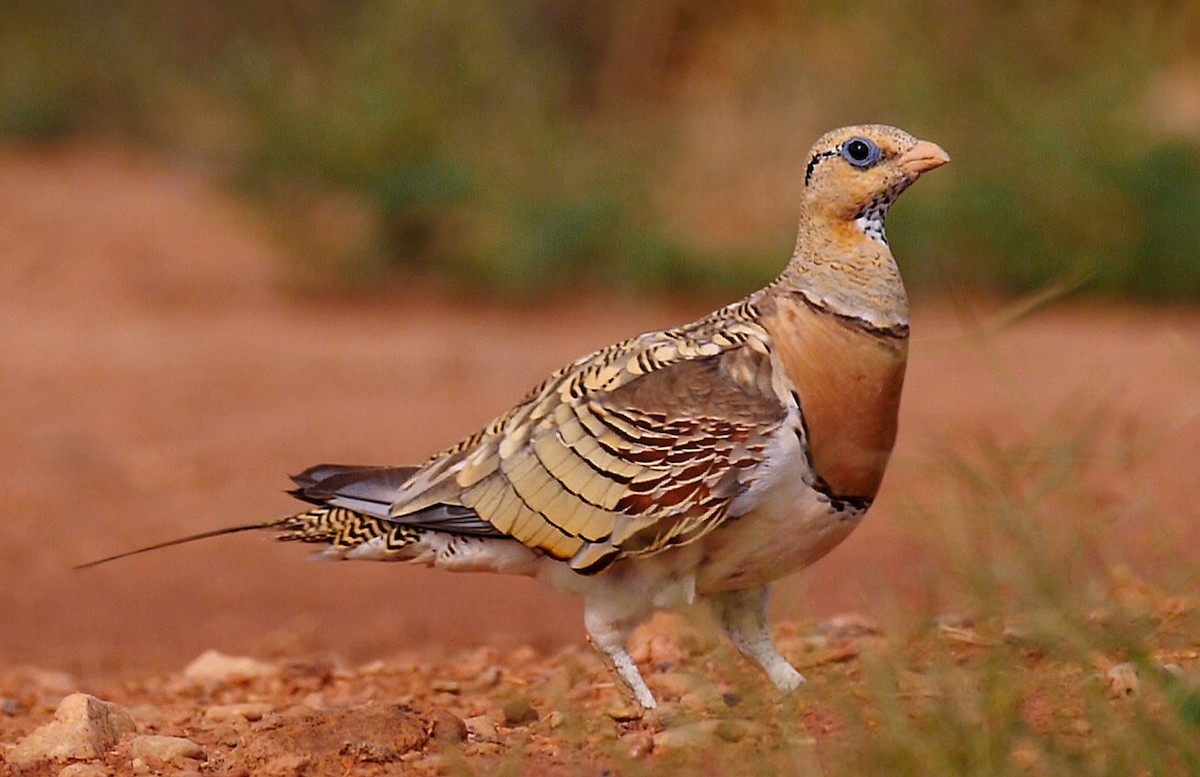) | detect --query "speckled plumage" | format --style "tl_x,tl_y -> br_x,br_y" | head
84,125 -> 948,709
